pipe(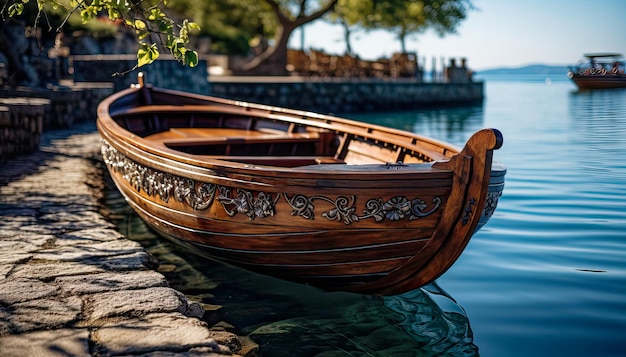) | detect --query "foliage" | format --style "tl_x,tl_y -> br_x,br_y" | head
3,0 -> 200,68
228,0 -> 471,73
330,0 -> 474,54
3,0 -> 474,74
371,0 -> 474,52
165,0 -> 276,55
